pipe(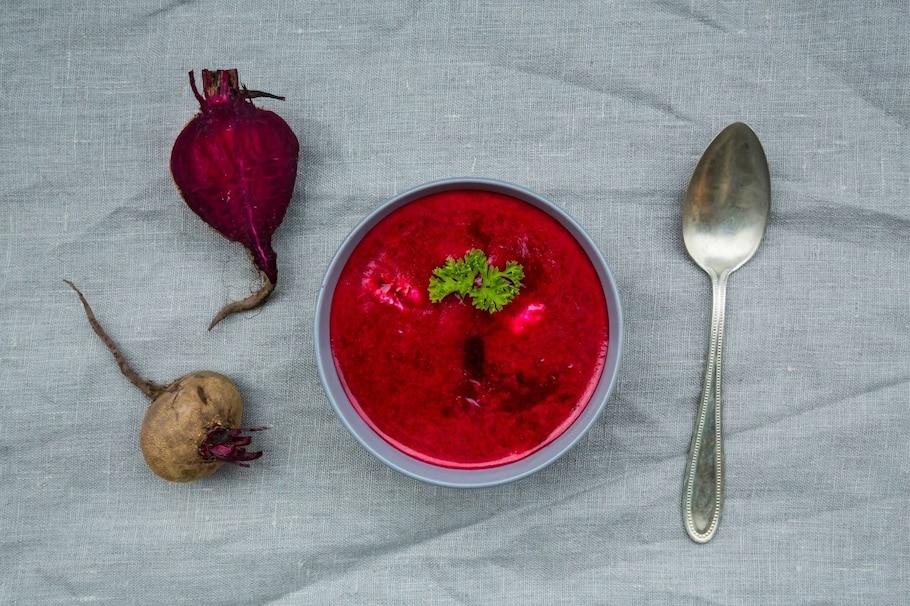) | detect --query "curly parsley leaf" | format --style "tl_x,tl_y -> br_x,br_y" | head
471,260 -> 525,312
428,249 -> 524,313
